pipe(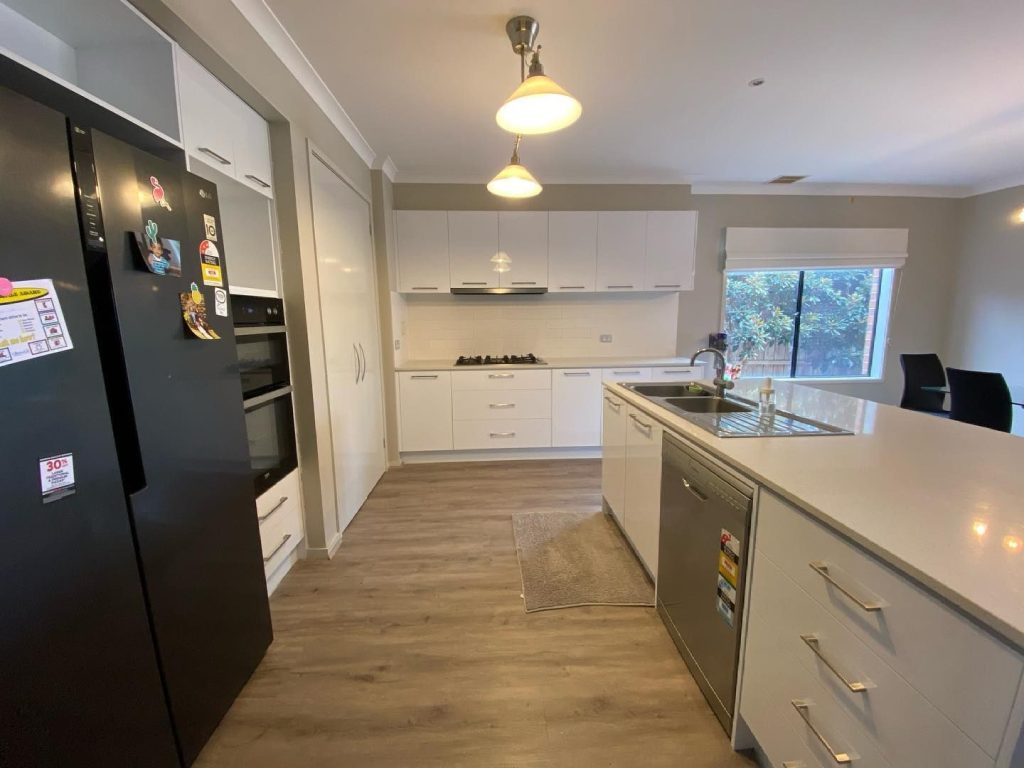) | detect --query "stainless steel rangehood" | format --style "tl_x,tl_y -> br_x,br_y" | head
451,285 -> 548,295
